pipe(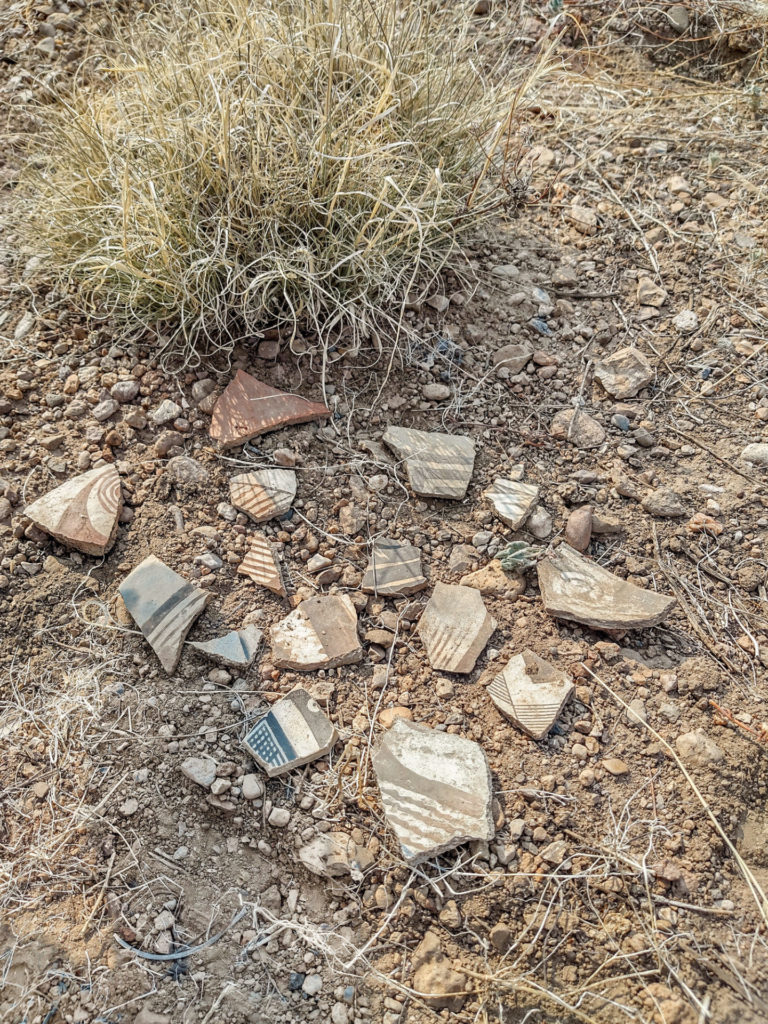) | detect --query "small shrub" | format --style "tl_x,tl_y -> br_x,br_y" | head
21,0 -> 546,363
